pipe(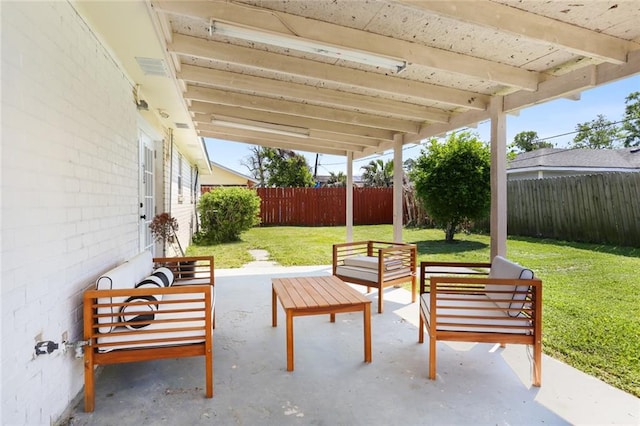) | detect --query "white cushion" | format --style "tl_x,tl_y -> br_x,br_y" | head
95,251 -> 154,333
97,292 -> 210,352
343,255 -> 406,271
343,256 -> 379,269
421,293 -> 533,334
336,265 -> 412,283
151,267 -> 174,287
120,295 -> 159,330
127,251 -> 154,283
95,261 -> 137,333
487,256 -> 534,316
